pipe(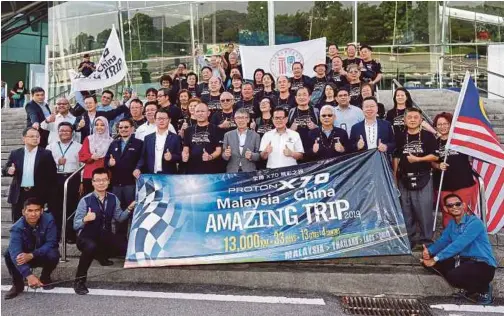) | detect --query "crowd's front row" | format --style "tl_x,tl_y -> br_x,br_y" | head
2,101 -> 496,305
